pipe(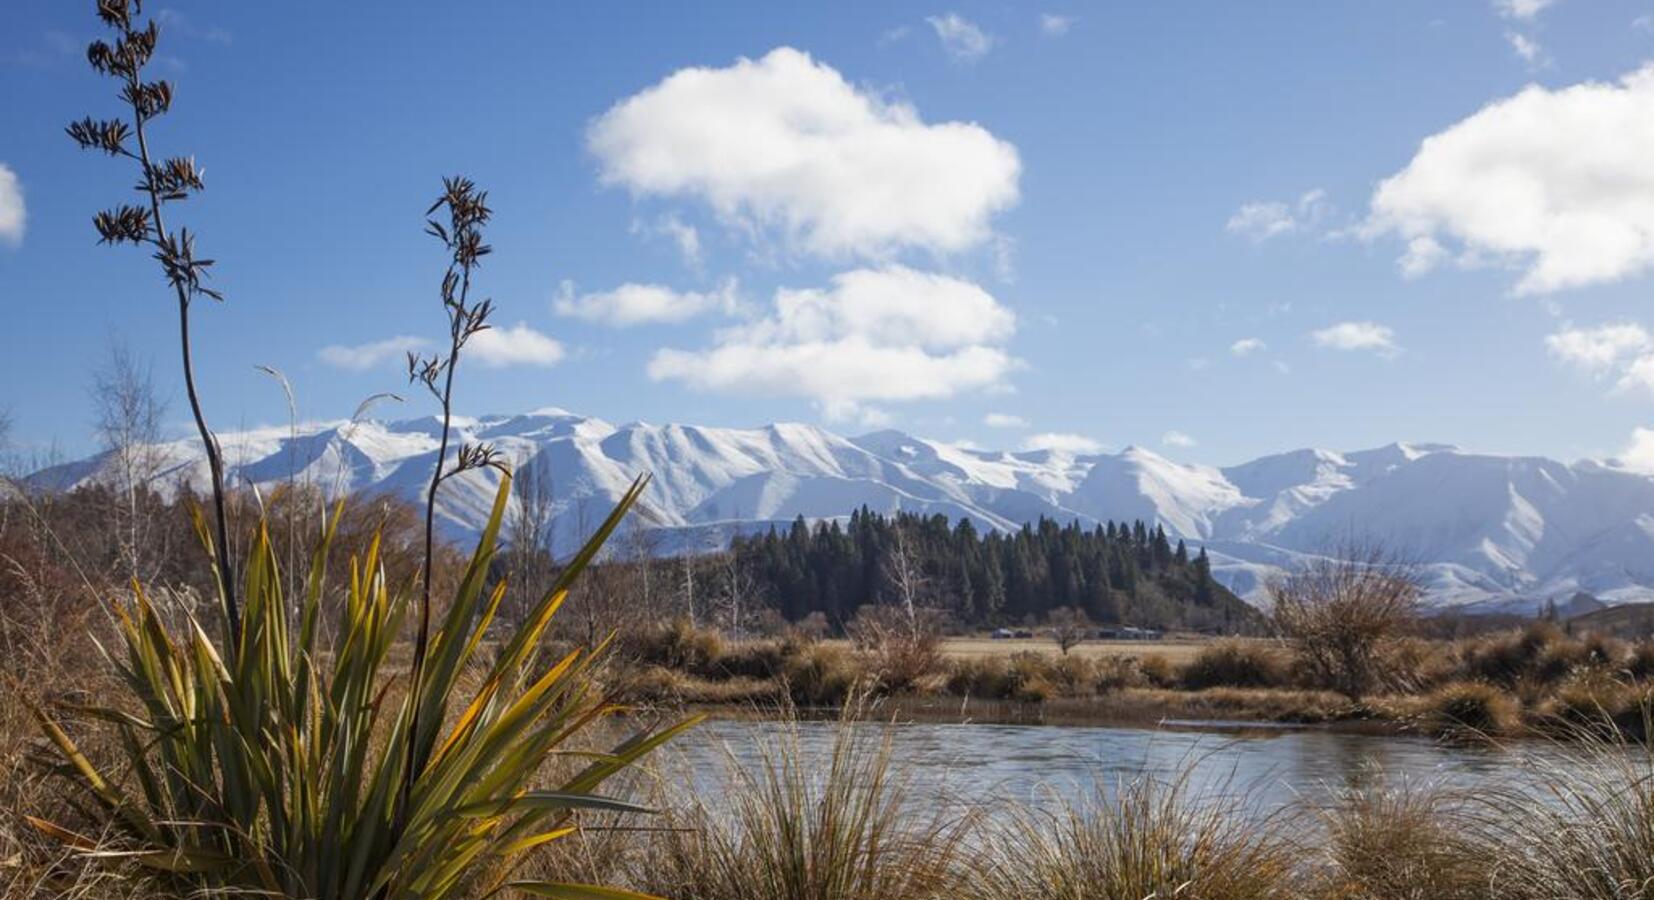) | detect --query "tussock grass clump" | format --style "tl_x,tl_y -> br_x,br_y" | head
1092,655 -> 1150,692
1006,651 -> 1064,701
978,772 -> 1298,900
1627,639 -> 1654,681
1136,652 -> 1180,688
944,652 -> 1128,702
1012,675 -> 1059,703
944,654 -> 1013,698
1458,622 -> 1615,689
1461,623 -> 1554,686
626,617 -> 728,675
638,707 -> 972,900
943,653 -> 1058,702
1480,726 -> 1654,900
863,635 -> 944,694
1412,681 -> 1521,741
1537,675 -> 1651,741
623,666 -> 786,706
1180,639 -> 1288,690
1314,780 -> 1498,900
1378,637 -> 1458,694
1045,652 -> 1097,697
715,639 -> 789,681
783,642 -> 863,707
1180,687 -> 1352,723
